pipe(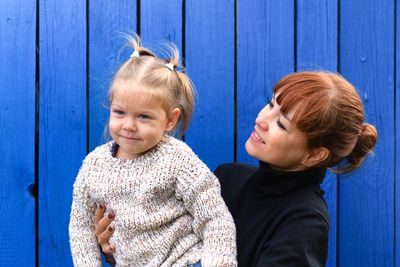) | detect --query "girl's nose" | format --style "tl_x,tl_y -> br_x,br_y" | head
123,117 -> 137,131
255,116 -> 269,131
